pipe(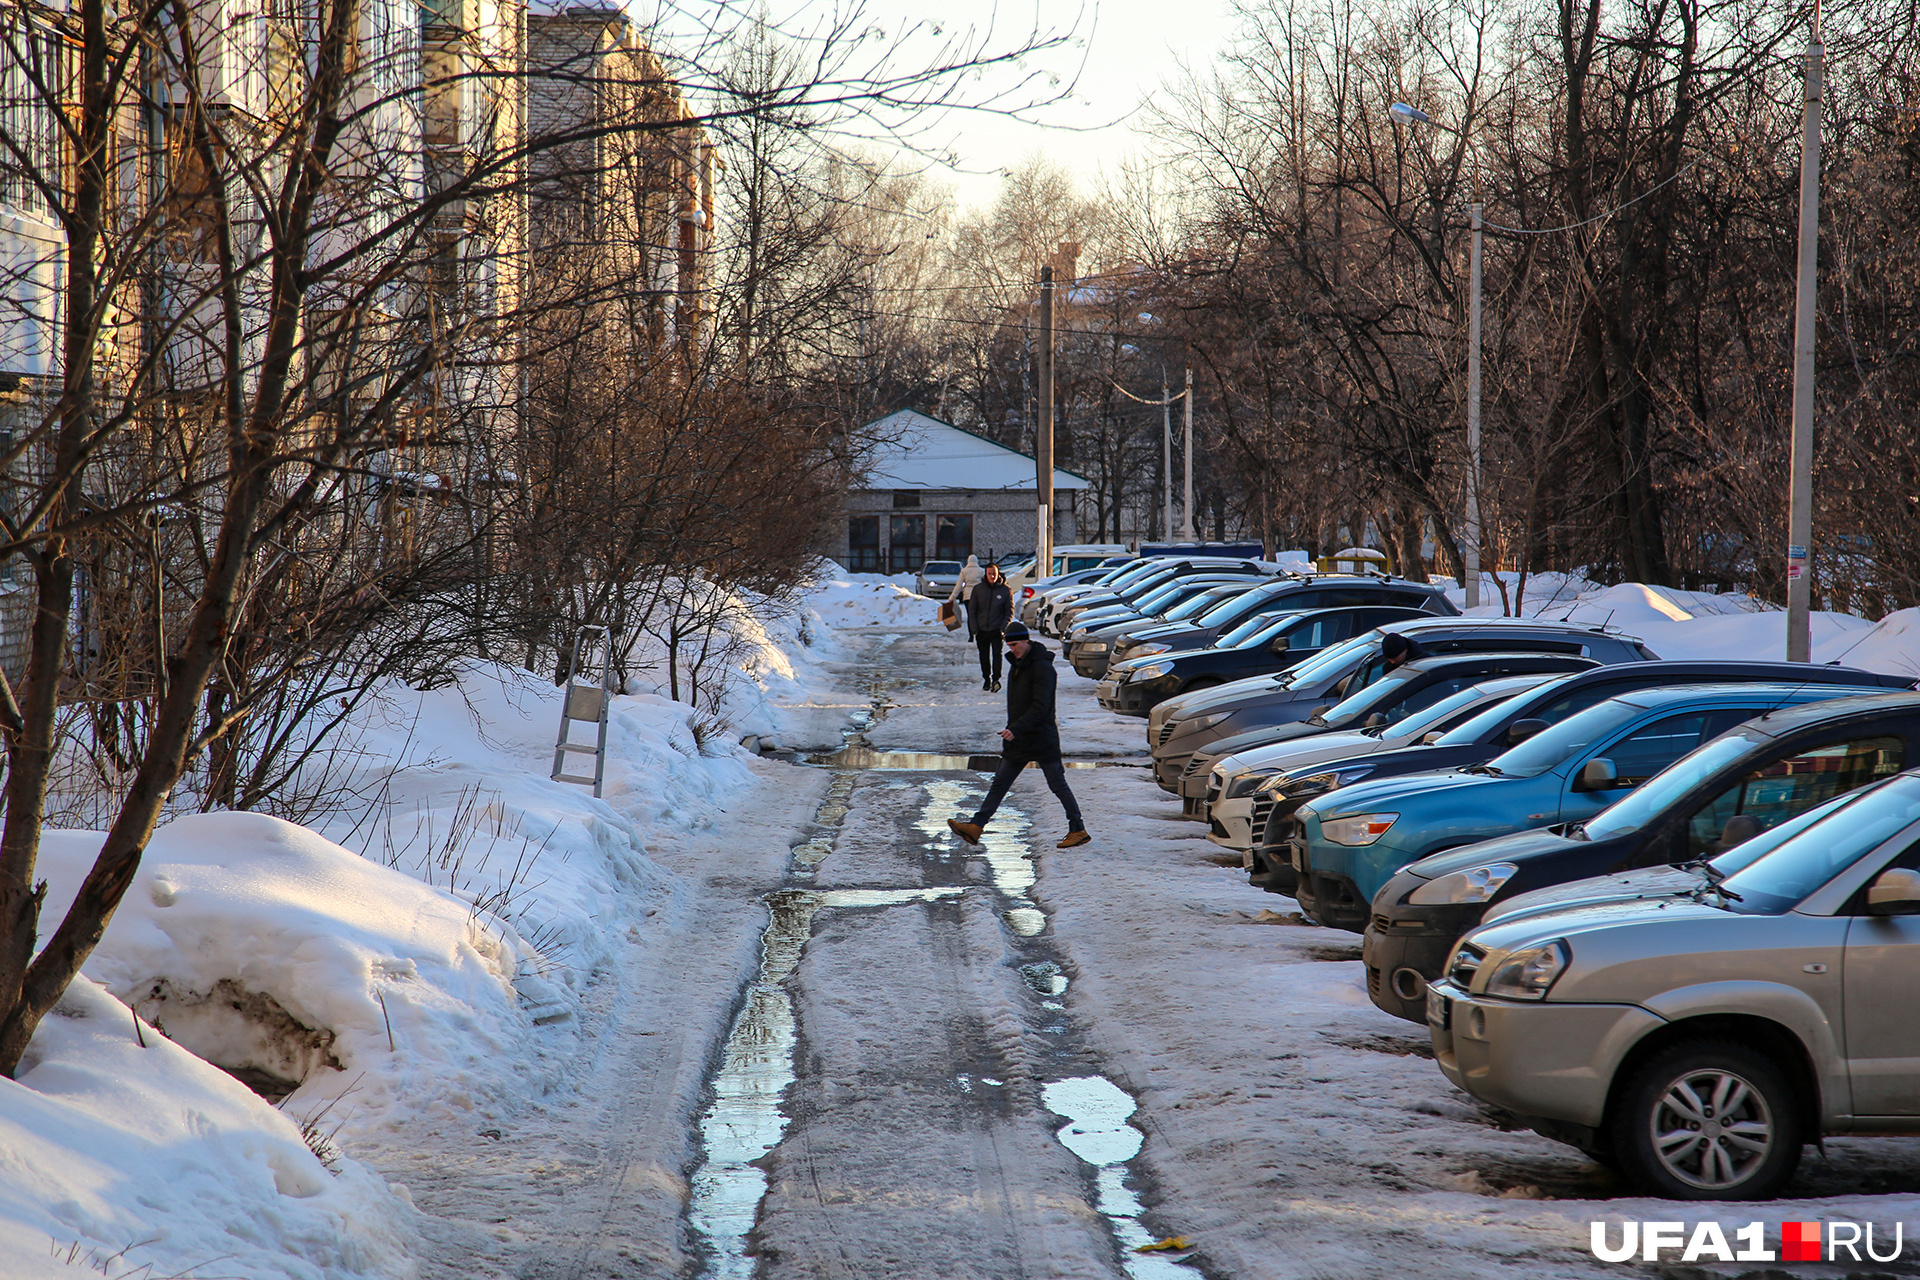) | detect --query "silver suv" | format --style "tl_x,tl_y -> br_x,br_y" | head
1427,770 -> 1920,1198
